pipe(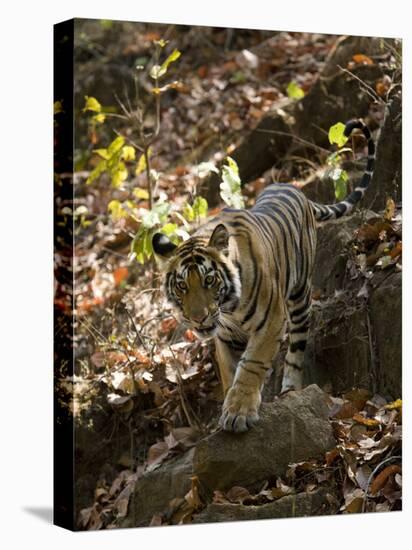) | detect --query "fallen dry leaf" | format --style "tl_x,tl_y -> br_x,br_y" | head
113,266 -> 129,286
184,476 -> 203,510
146,441 -> 169,469
352,53 -> 374,65
225,486 -> 252,504
384,198 -> 396,221
370,464 -> 401,495
352,413 -> 380,428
